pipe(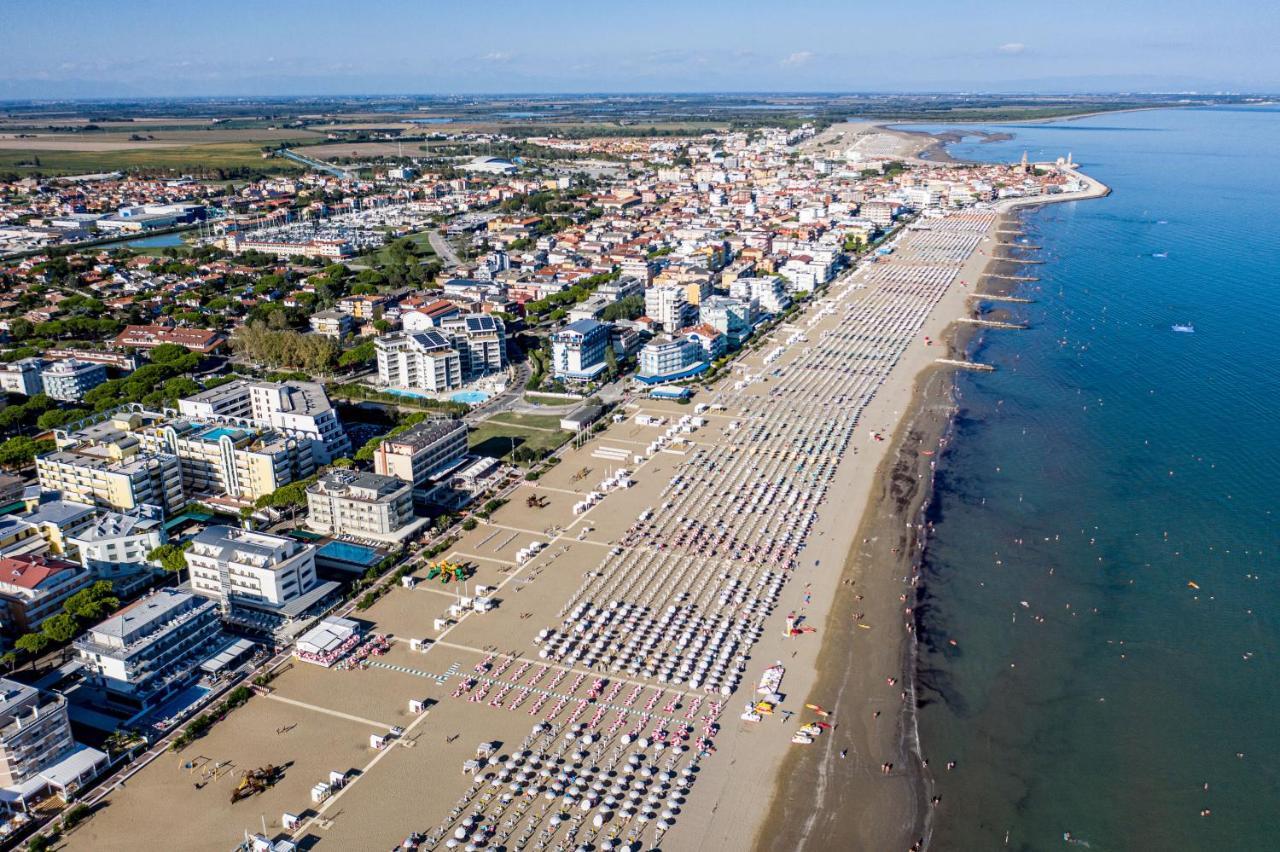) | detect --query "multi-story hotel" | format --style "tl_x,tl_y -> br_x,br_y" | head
306,470 -> 425,543
138,420 -> 316,504
375,331 -> 463,392
440,313 -> 507,379
74,588 -> 227,714
0,678 -> 107,808
372,419 -> 468,487
186,526 -> 335,630
177,379 -> 350,463
36,413 -> 184,517
551,319 -> 611,381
